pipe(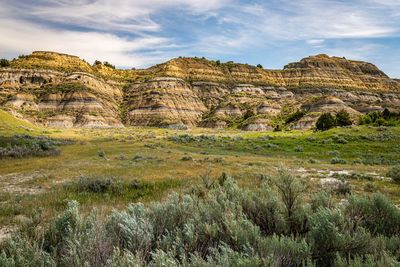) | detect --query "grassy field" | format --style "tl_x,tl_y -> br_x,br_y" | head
1,111 -> 400,242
